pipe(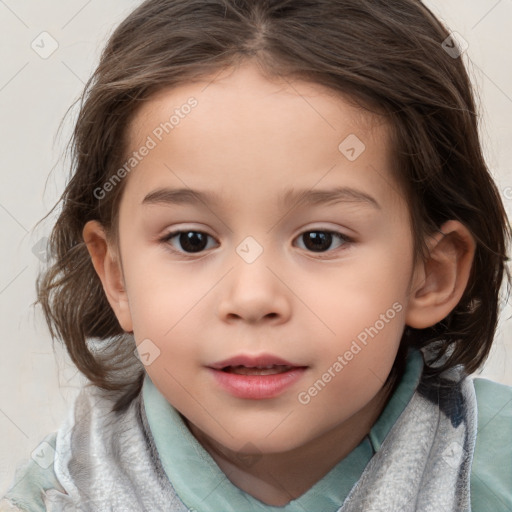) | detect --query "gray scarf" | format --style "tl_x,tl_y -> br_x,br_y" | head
43,352 -> 477,512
